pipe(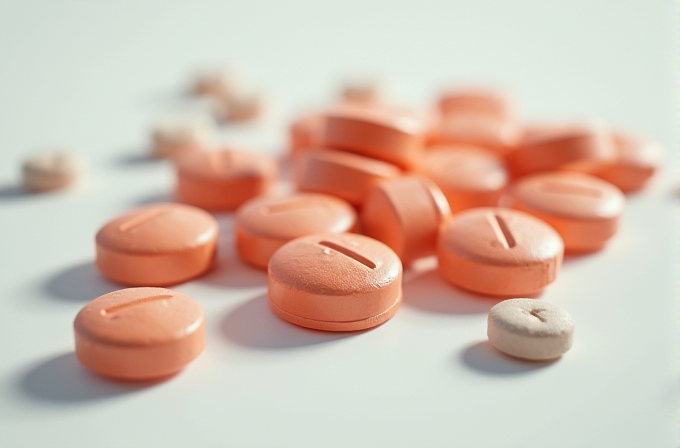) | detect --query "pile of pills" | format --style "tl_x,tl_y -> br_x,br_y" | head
22,76 -> 663,380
